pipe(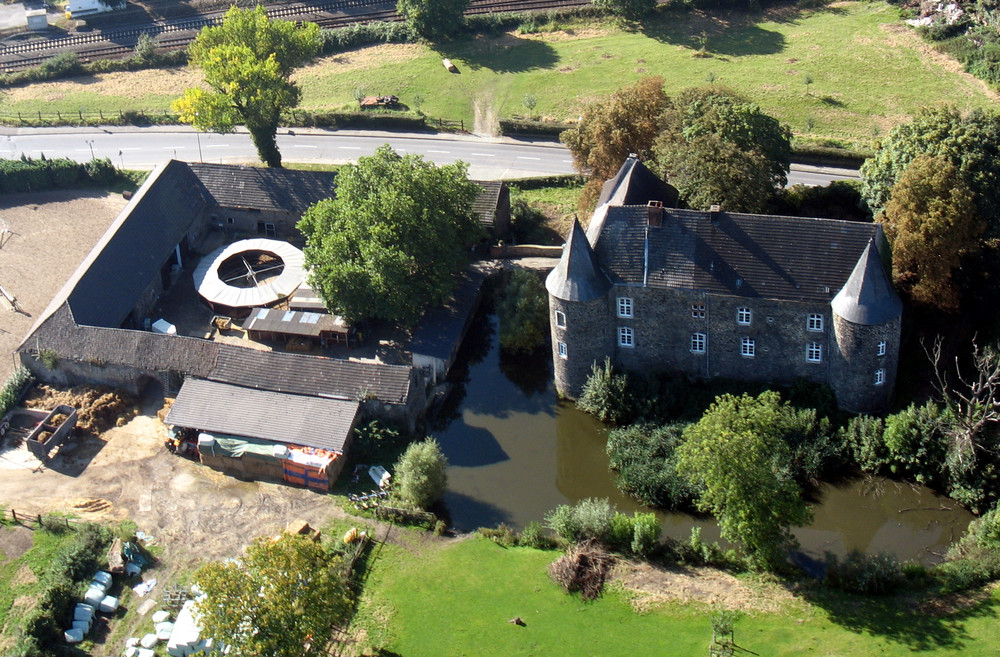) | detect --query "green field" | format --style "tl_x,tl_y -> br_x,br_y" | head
353,536 -> 1000,657
0,2 -> 994,150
